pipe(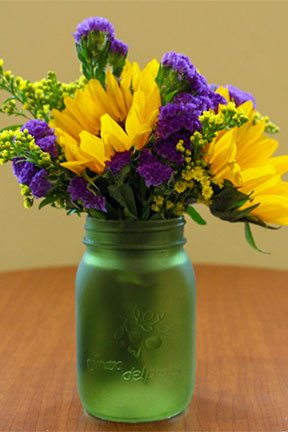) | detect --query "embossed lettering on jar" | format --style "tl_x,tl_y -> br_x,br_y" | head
76,217 -> 196,423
